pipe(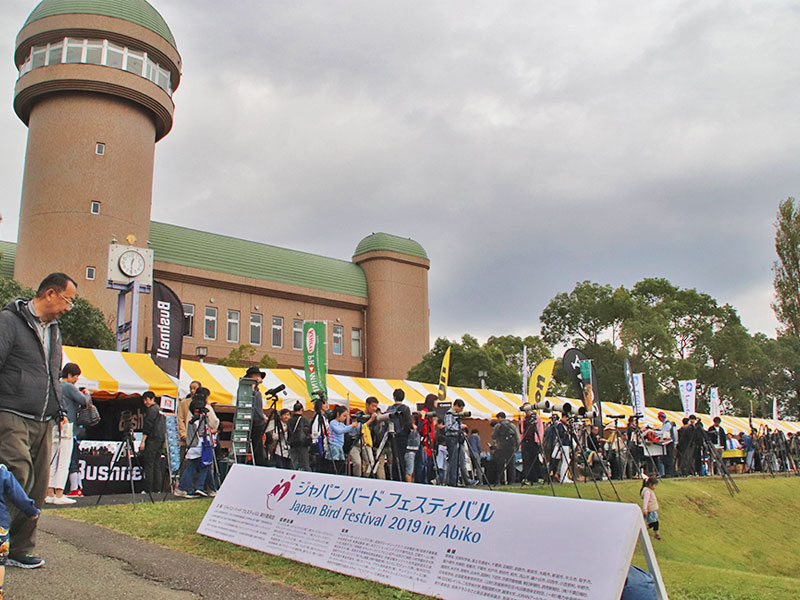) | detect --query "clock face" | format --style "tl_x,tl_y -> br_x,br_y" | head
118,250 -> 146,277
